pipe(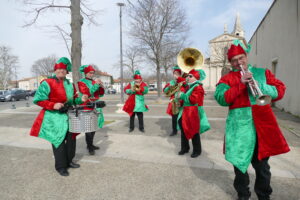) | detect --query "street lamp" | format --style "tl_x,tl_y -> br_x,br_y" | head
117,2 -> 125,103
